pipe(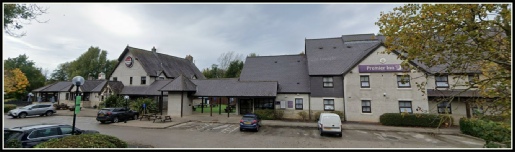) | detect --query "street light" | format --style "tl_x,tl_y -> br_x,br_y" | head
124,95 -> 129,123
71,76 -> 85,135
